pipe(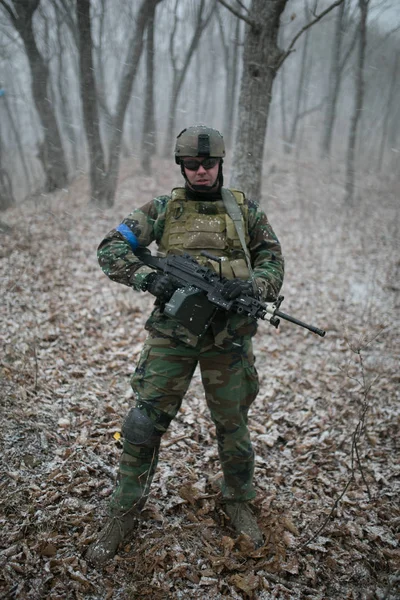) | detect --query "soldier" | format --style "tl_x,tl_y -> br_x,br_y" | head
87,125 -> 284,565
